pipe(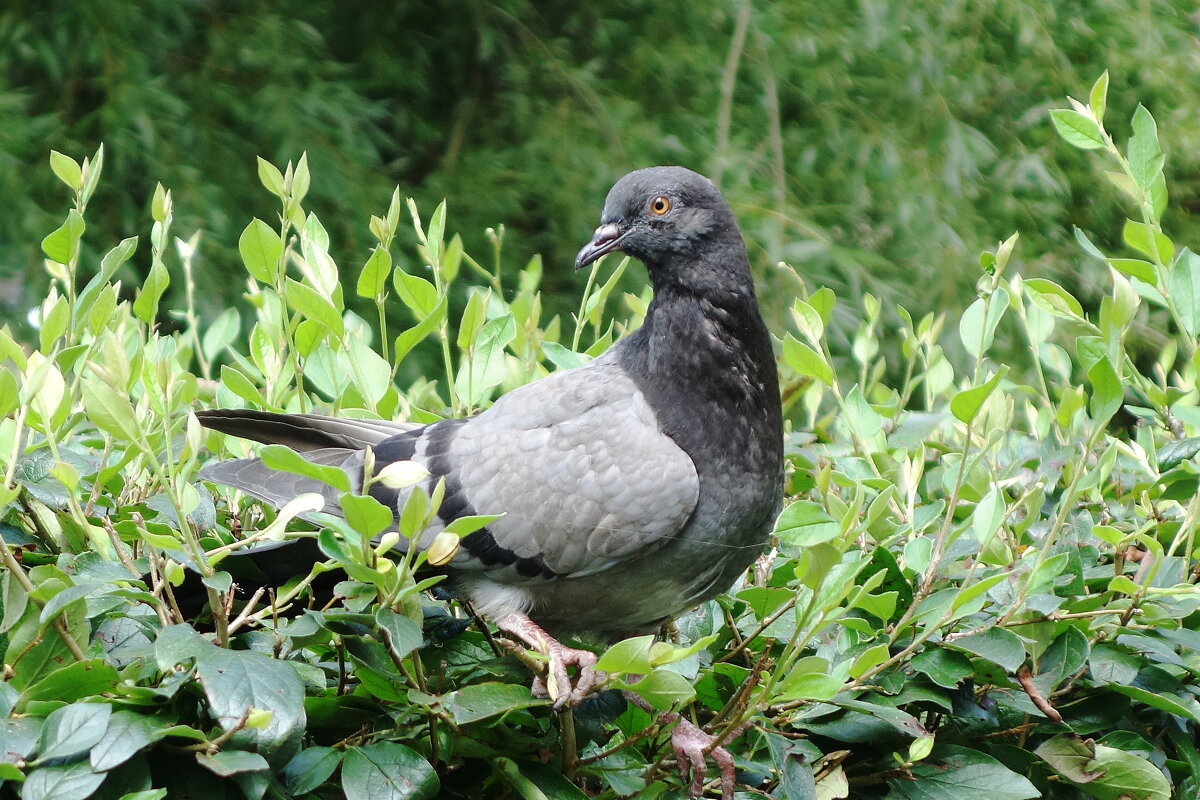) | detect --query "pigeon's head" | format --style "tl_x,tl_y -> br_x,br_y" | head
575,167 -> 744,277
